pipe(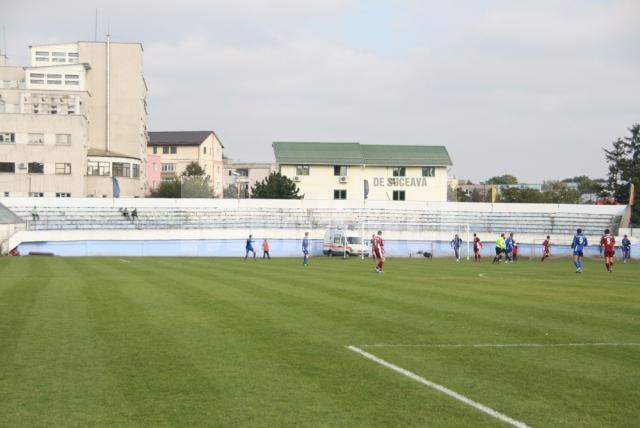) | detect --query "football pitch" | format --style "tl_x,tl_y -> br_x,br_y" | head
1,256 -> 638,427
